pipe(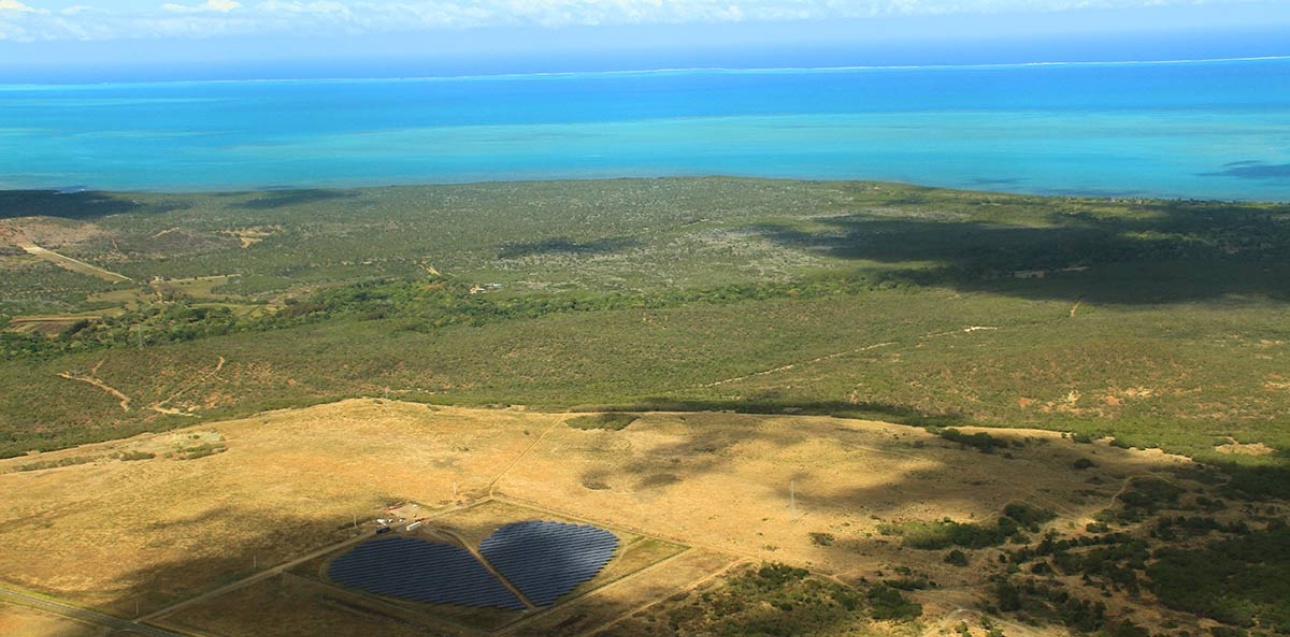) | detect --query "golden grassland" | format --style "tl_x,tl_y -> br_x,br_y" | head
0,604 -> 103,637
0,399 -> 1213,637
